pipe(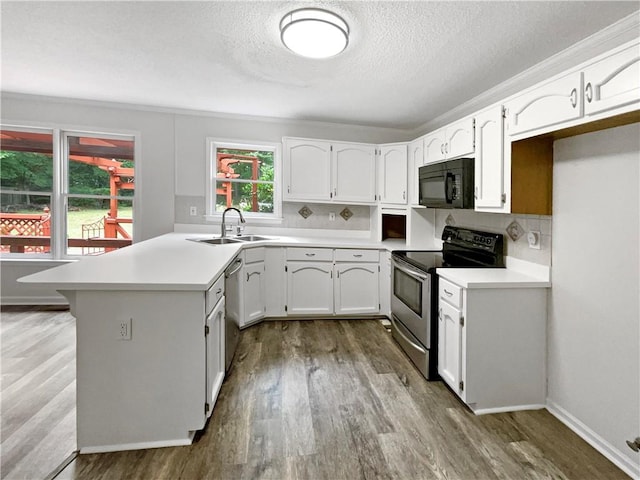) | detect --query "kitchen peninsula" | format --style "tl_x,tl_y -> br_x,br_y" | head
19,232 -> 549,453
